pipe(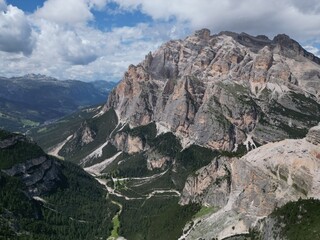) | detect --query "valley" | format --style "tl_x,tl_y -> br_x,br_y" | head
2,29 -> 320,240
0,74 -> 116,132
